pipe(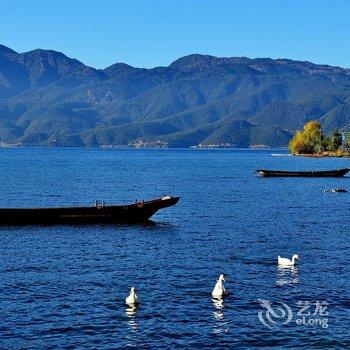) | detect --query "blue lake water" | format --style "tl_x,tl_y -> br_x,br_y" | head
0,148 -> 349,349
